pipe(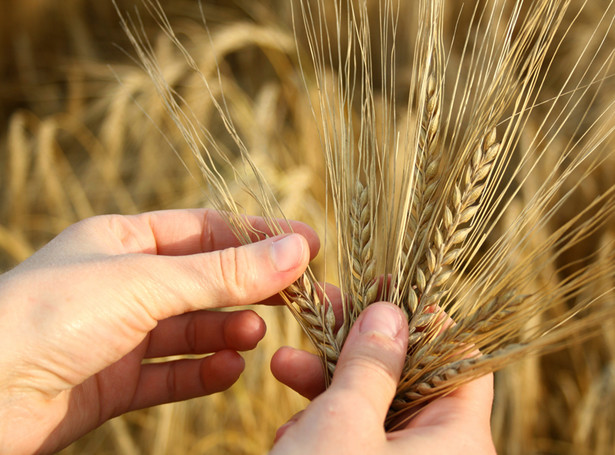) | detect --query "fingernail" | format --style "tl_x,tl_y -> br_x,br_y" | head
359,304 -> 404,340
270,234 -> 306,272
